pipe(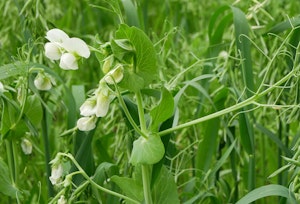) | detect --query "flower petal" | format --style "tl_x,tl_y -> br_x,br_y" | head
46,28 -> 69,43
62,37 -> 90,58
49,164 -> 63,185
59,53 -> 78,70
80,98 -> 97,116
95,87 -> 114,117
45,42 -> 62,60
77,116 -> 97,131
